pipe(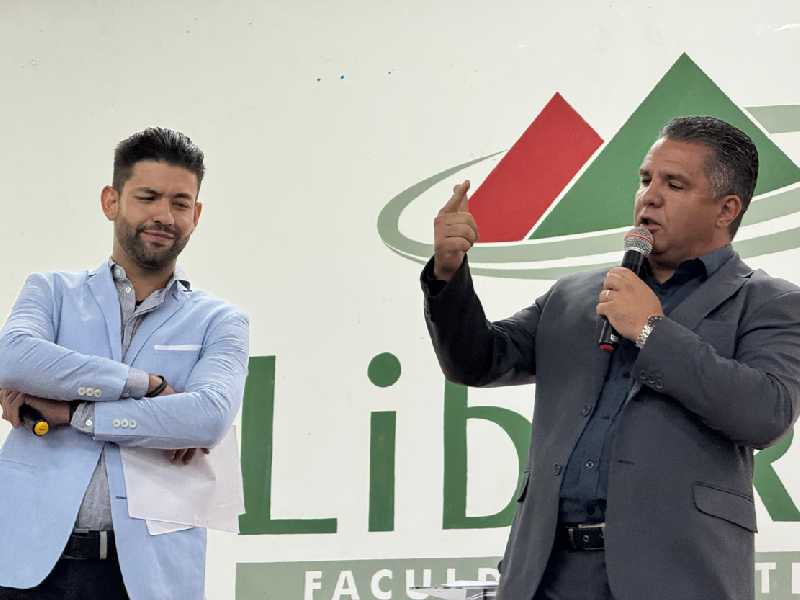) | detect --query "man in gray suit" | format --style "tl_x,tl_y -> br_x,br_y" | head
422,116 -> 800,600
